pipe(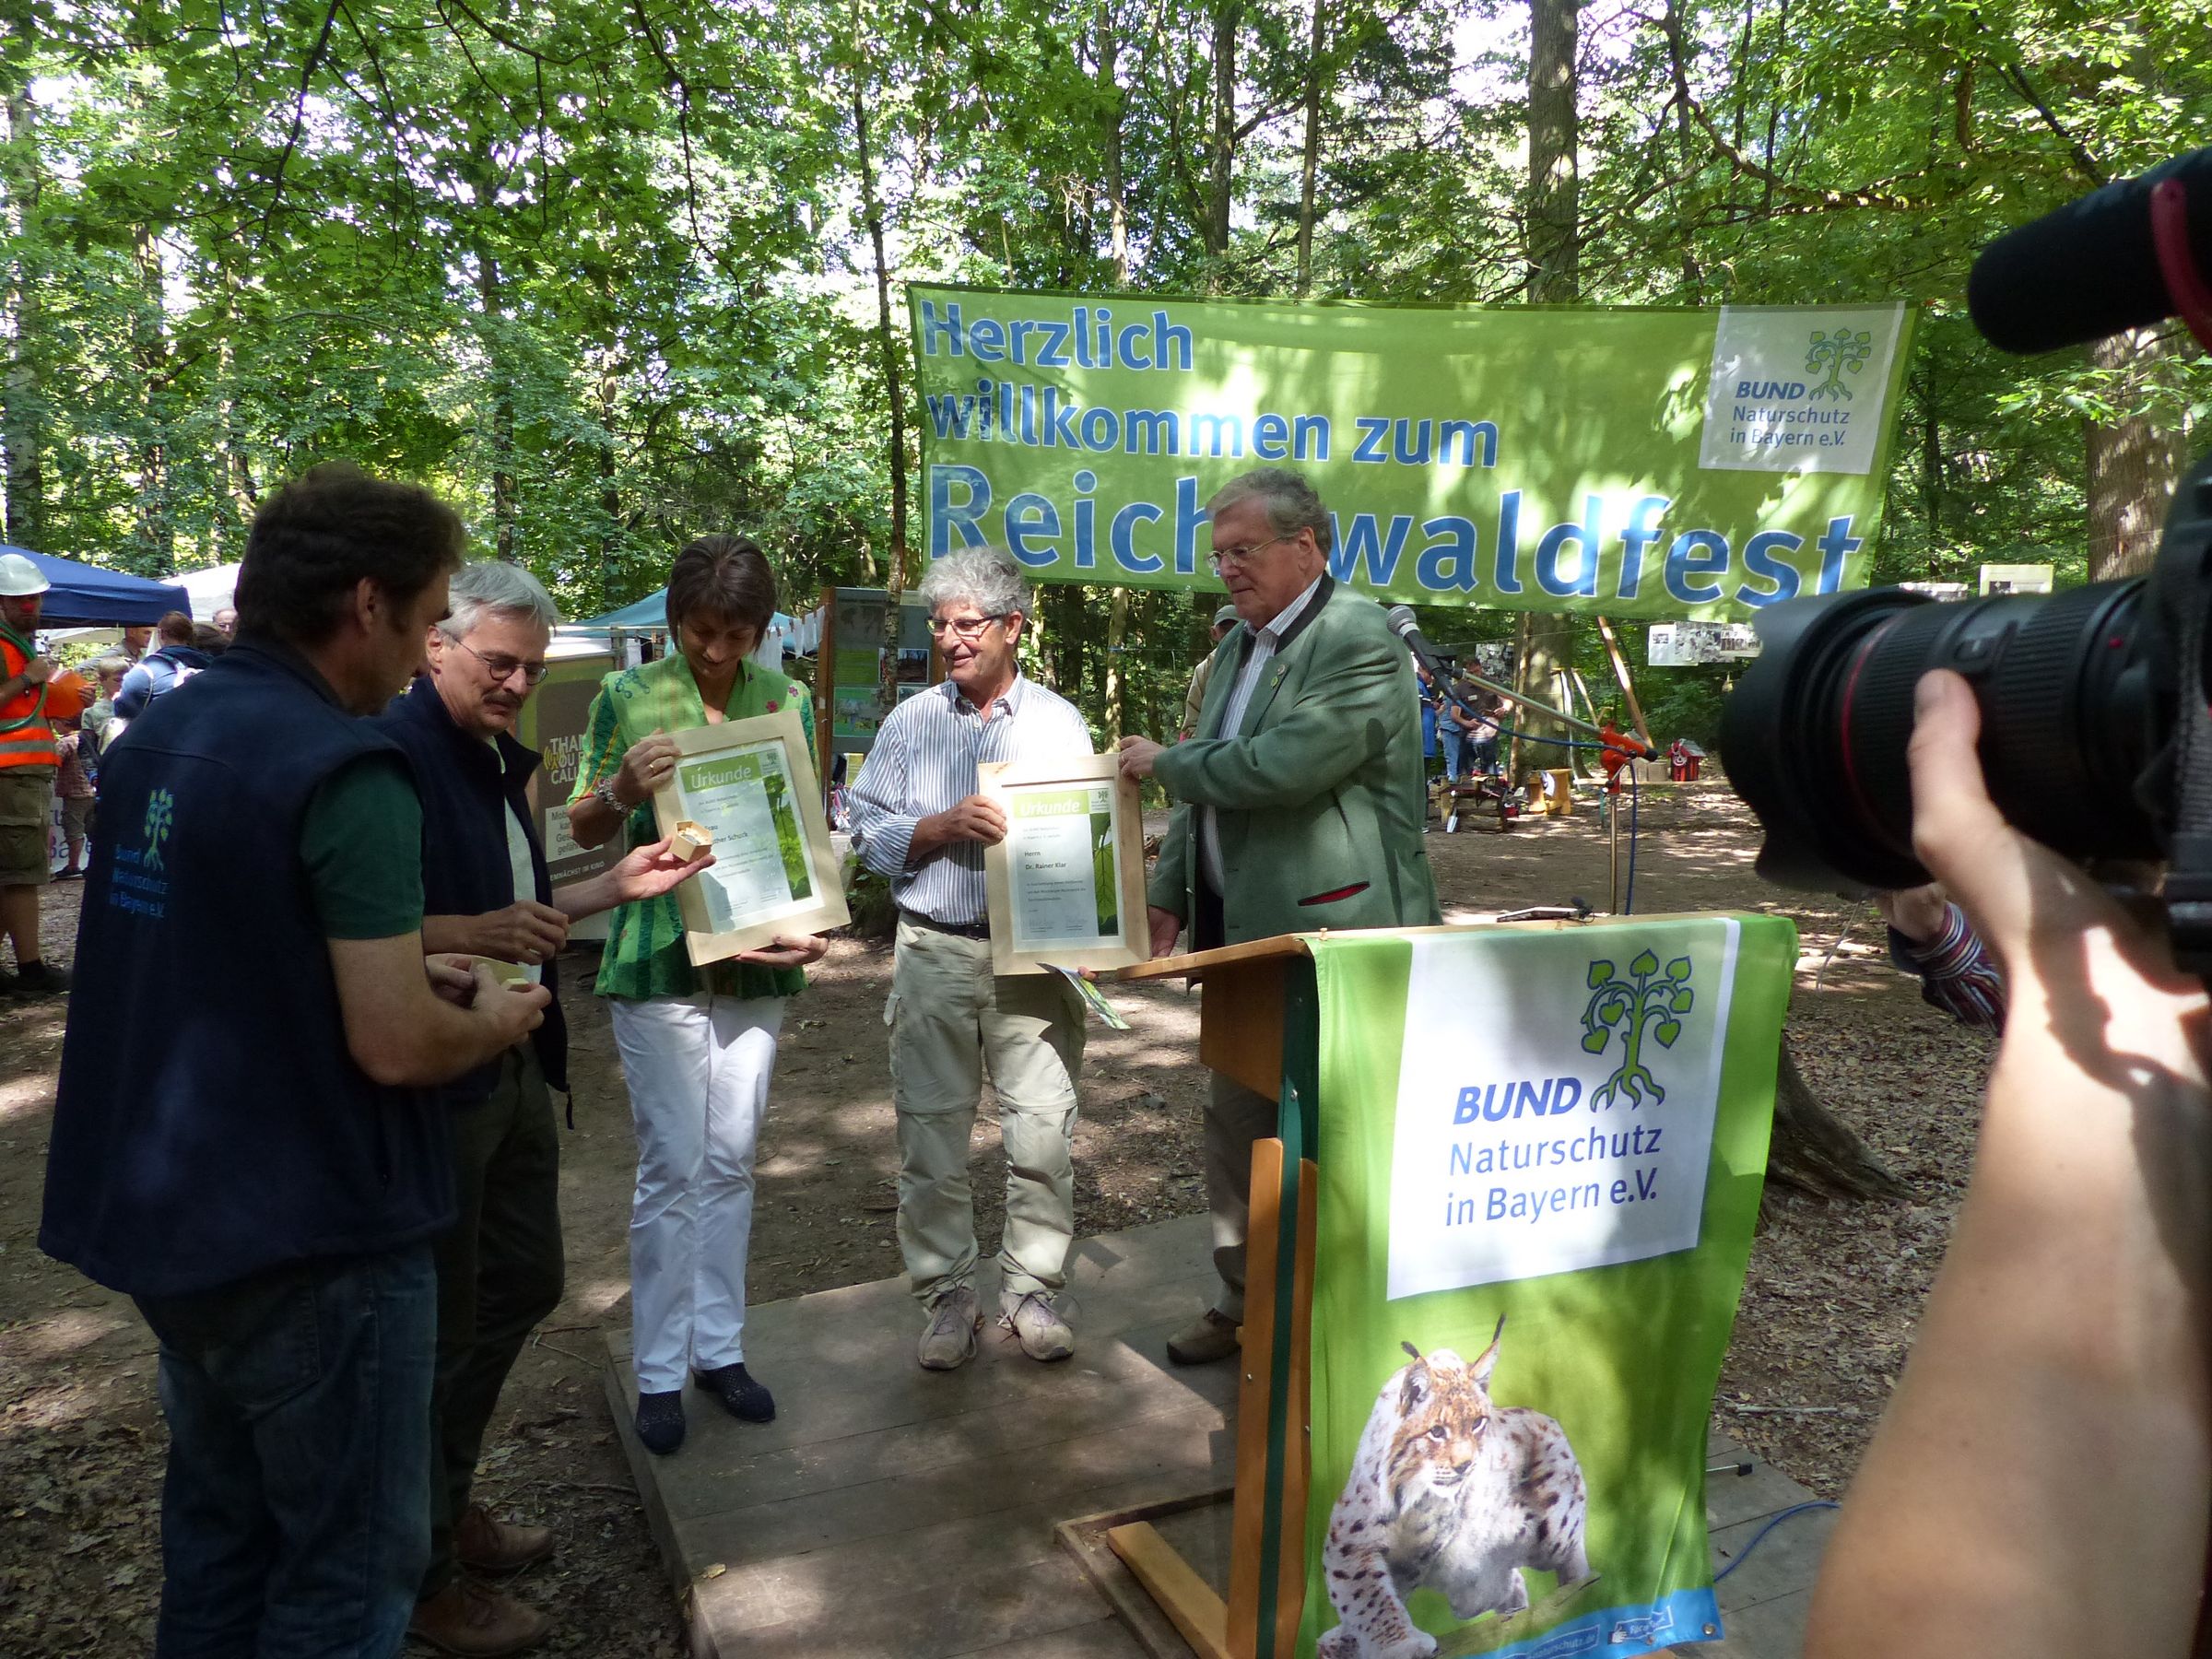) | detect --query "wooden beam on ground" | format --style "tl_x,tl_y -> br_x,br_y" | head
1107,1521 -> 1231,1659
